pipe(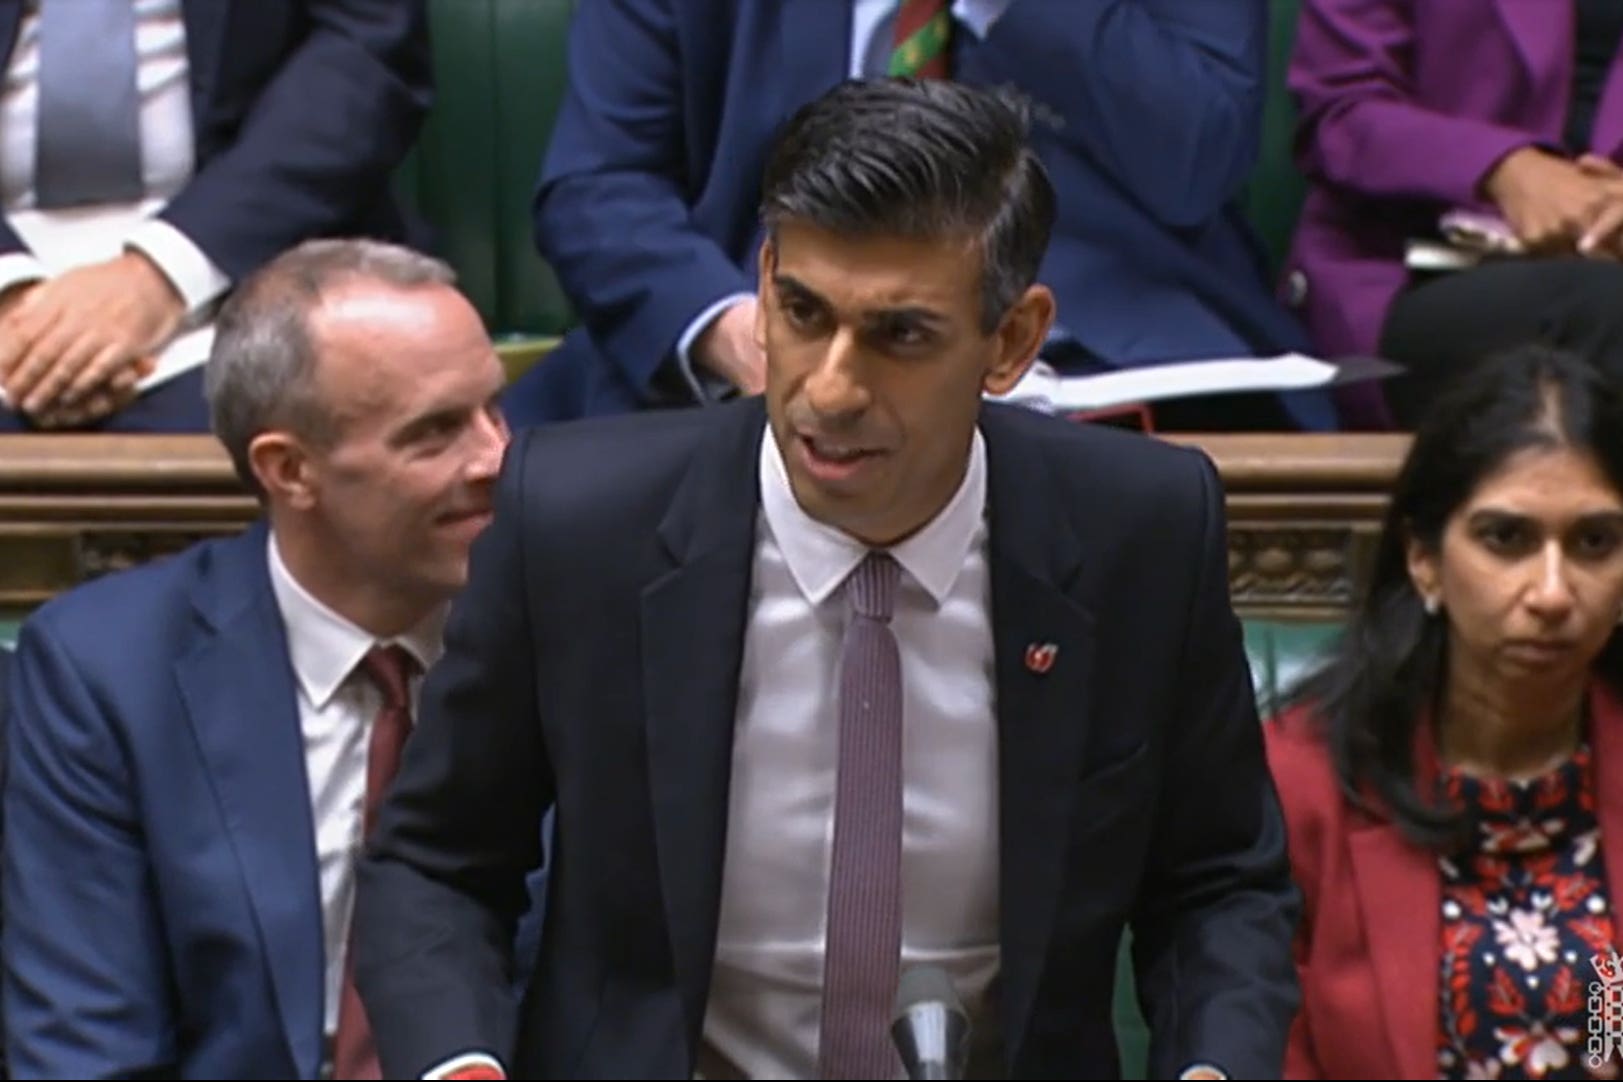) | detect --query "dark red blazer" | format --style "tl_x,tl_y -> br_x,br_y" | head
1264,680 -> 1623,1079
